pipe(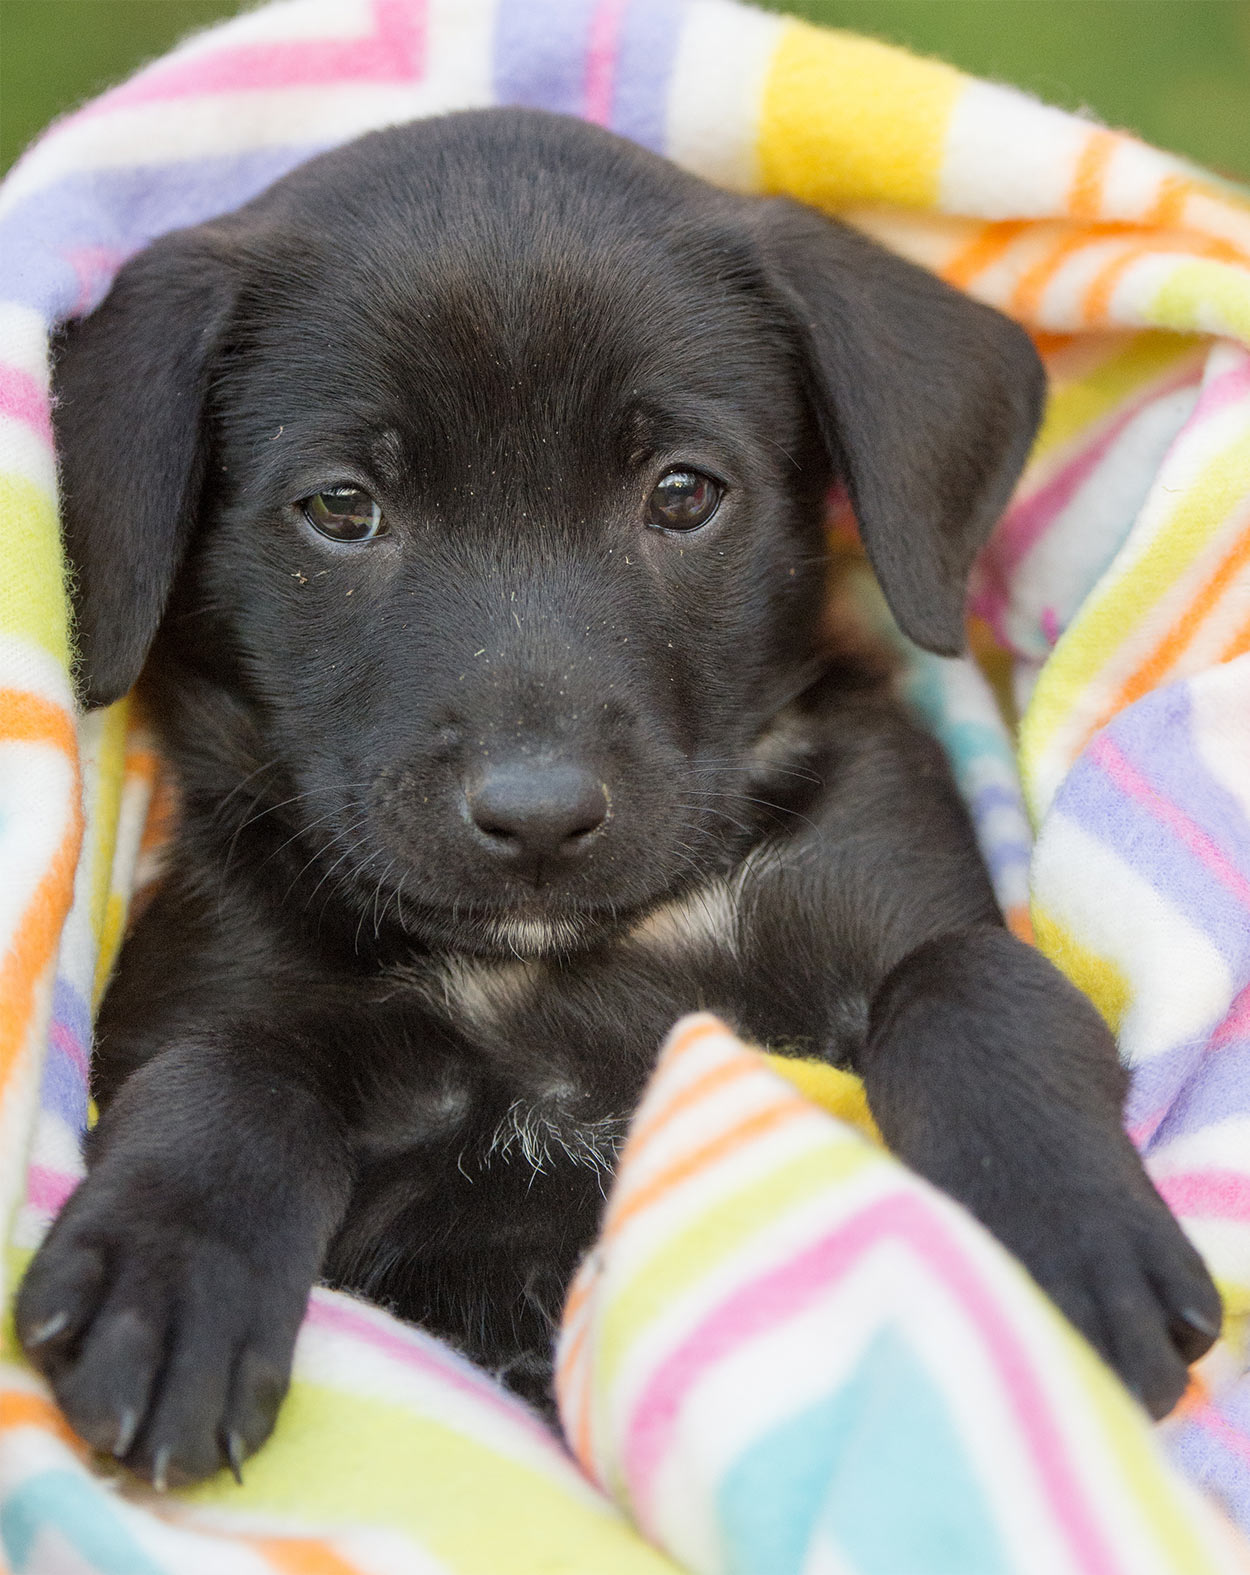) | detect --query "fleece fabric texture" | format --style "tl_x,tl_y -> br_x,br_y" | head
2,2 -> 1250,1571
